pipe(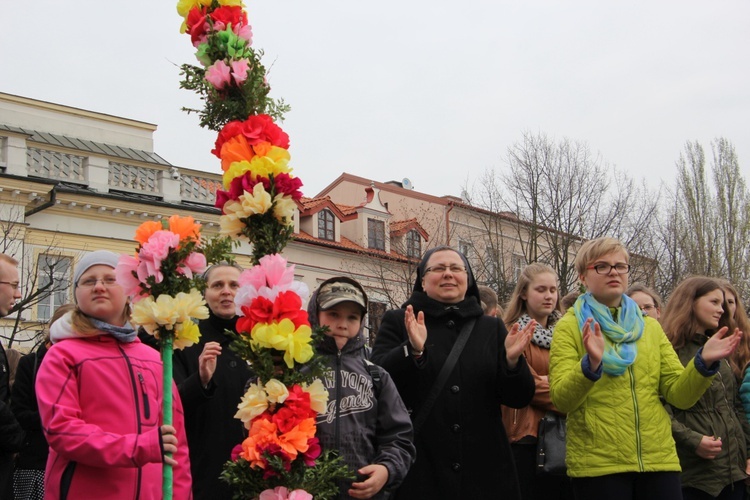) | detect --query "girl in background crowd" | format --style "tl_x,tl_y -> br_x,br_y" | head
550,237 -> 741,500
726,281 -> 750,423
662,276 -> 750,500
11,304 -> 74,500
626,283 -> 664,321
35,251 -> 192,499
502,263 -> 572,500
